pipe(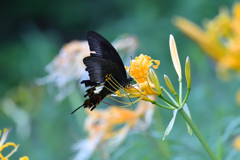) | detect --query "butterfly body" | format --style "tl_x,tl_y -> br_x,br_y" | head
71,31 -> 132,113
